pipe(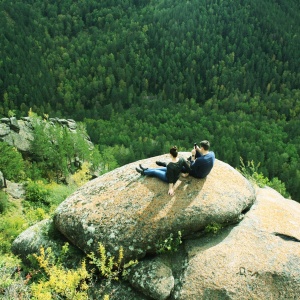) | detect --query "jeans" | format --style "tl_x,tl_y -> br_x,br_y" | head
181,151 -> 202,173
144,167 -> 168,183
